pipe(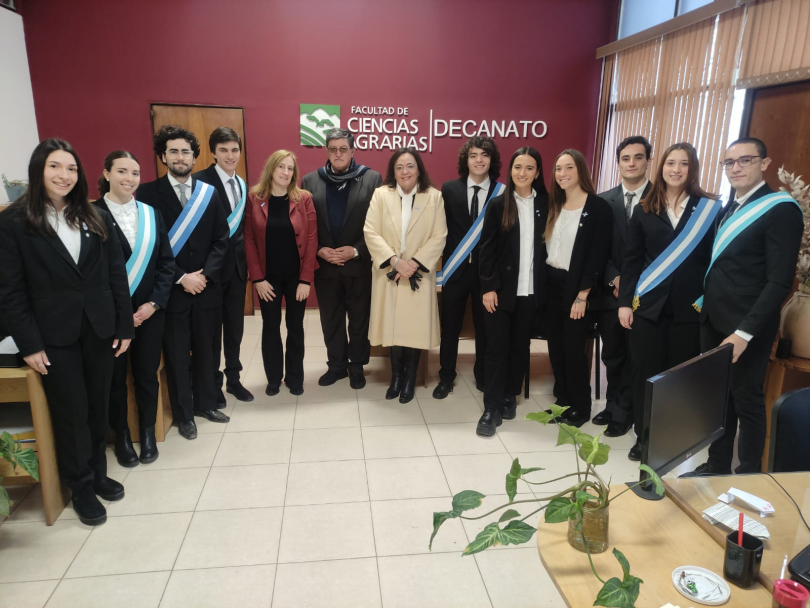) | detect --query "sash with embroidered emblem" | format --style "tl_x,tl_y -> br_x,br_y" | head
168,181 -> 214,257
436,182 -> 505,287
126,201 -> 158,295
227,175 -> 246,238
693,192 -> 801,312
631,197 -> 721,311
